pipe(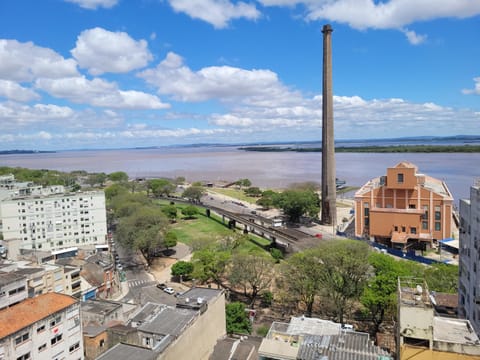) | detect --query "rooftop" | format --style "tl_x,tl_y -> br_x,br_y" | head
96,343 -> 156,360
81,299 -> 122,316
433,317 -> 480,345
298,333 -> 392,360
0,271 -> 26,286
0,293 -> 78,339
138,306 -> 196,337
